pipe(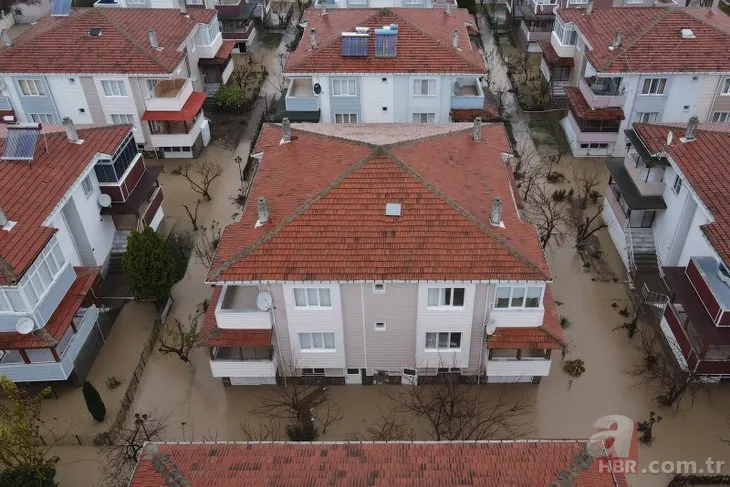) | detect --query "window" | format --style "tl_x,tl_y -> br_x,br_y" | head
682,105 -> 690,112
554,18 -> 577,46
81,175 -> 93,196
494,286 -> 543,309
491,349 -> 519,360
672,174 -> 682,195
712,112 -> 730,123
30,113 -> 54,124
293,288 -> 332,308
101,80 -> 127,97
94,132 -> 139,183
18,79 -> 45,96
373,283 -> 386,294
413,79 -> 436,96
146,79 -> 159,94
1,237 -> 66,312
374,321 -> 386,330
722,78 -> 730,95
334,113 -> 358,123
569,0 -> 588,3
635,112 -> 658,123
641,78 -> 666,95
111,114 -> 135,125
522,348 -> 547,359
427,287 -> 465,307
412,113 -> 435,123
298,332 -> 336,351
347,368 -> 360,375
332,79 -> 357,96
625,0 -> 643,4
425,332 -> 461,350
302,368 -> 325,376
